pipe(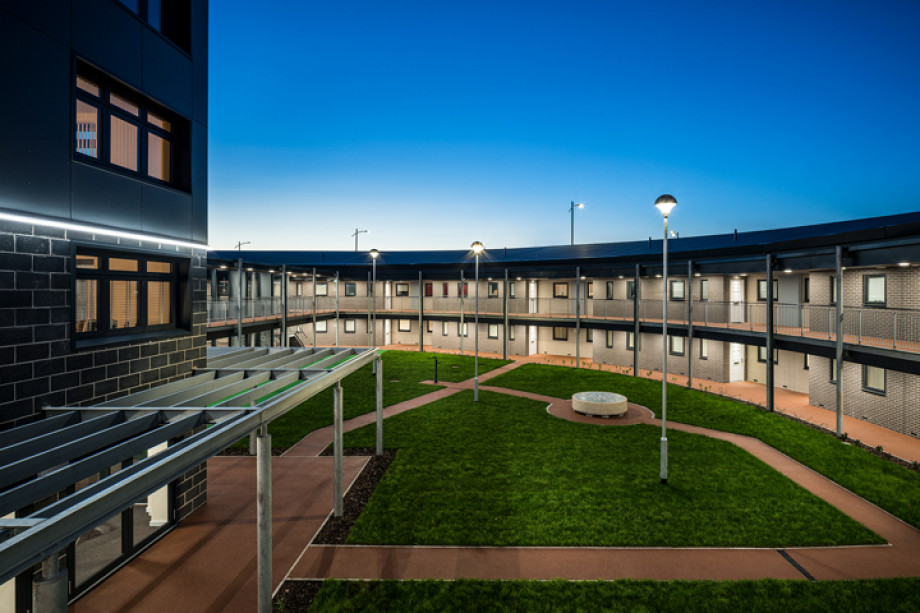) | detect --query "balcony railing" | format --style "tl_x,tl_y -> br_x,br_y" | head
207,296 -> 920,354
